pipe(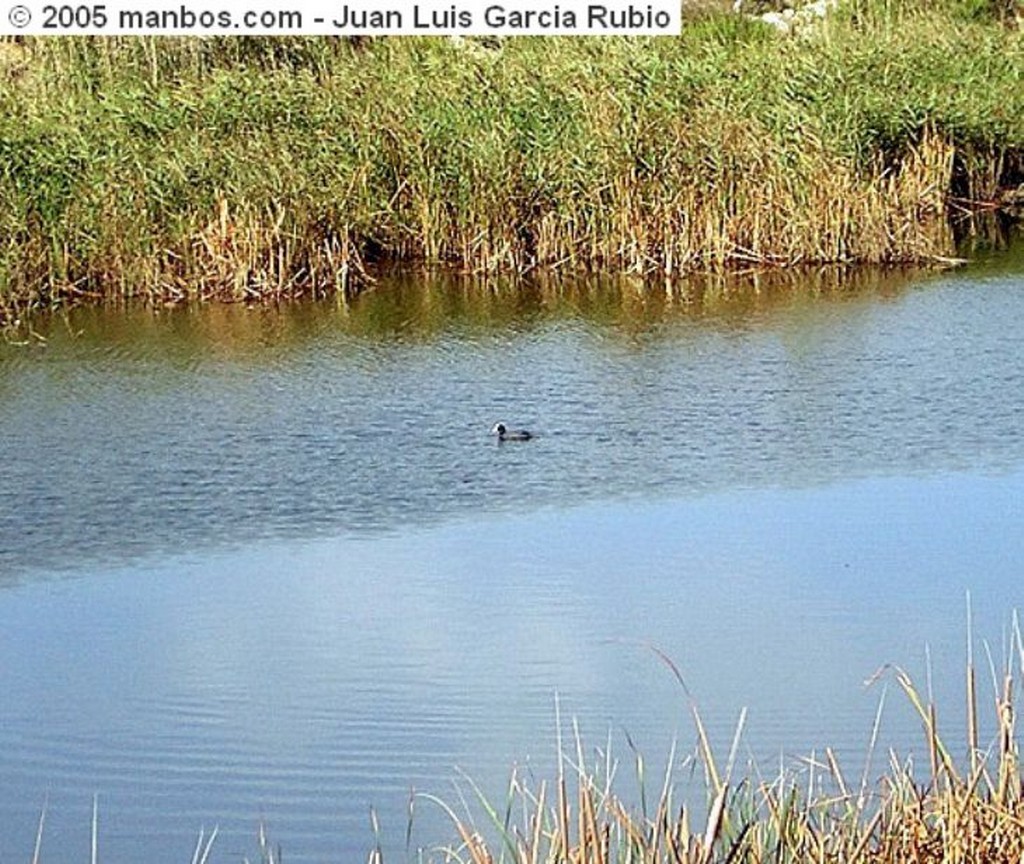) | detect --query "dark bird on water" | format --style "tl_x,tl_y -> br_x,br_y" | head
490,422 -> 533,441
